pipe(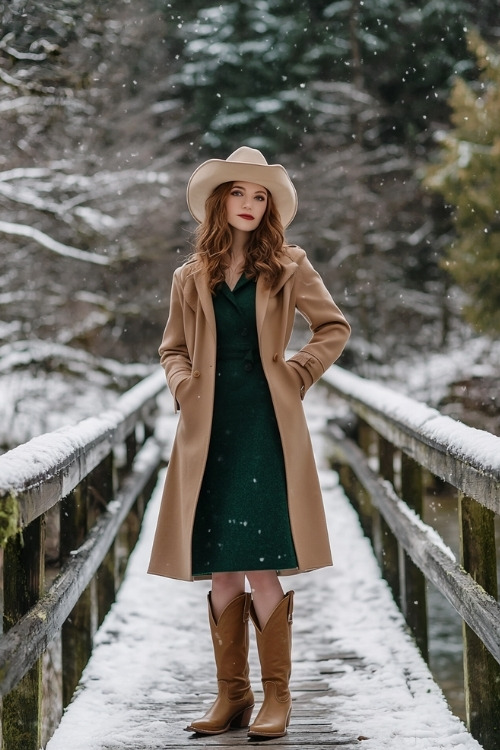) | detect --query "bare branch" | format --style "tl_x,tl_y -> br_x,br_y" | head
0,67 -> 66,95
0,221 -> 111,265
0,34 -> 48,61
0,95 -> 93,114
